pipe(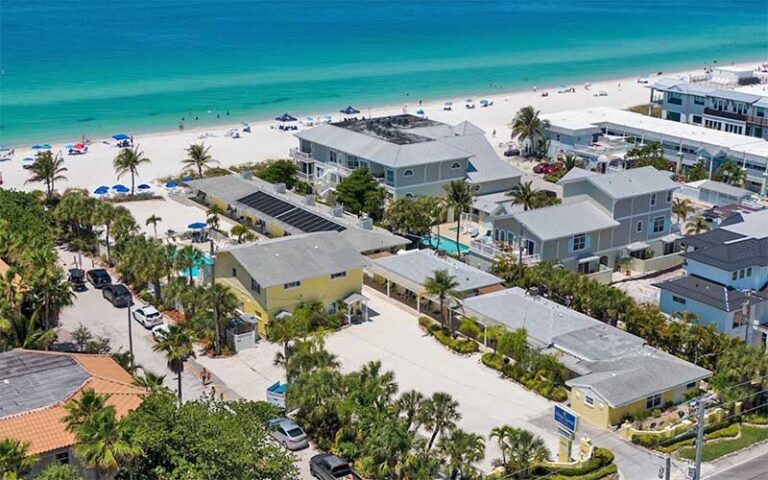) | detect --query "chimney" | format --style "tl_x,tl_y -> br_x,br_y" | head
240,170 -> 253,180
359,217 -> 373,230
274,183 -> 286,194
527,287 -> 539,297
304,195 -> 315,206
